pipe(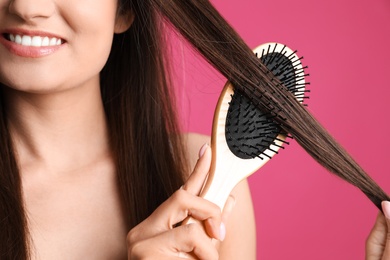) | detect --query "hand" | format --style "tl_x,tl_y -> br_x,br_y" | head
126,144 -> 236,259
366,201 -> 390,260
